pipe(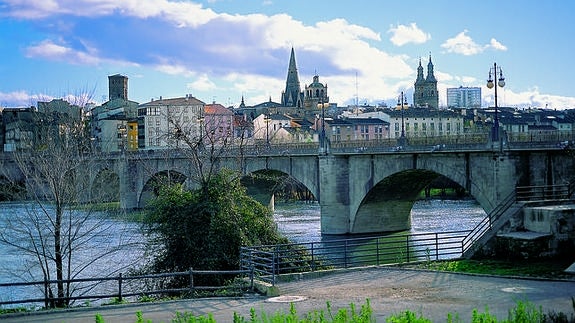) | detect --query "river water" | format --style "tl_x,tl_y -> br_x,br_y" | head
273,199 -> 487,243
0,198 -> 485,307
